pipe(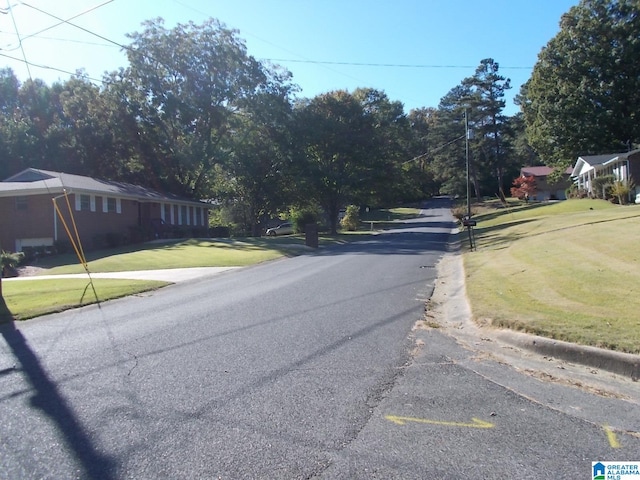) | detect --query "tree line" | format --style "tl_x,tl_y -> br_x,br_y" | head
1,0 -> 637,235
